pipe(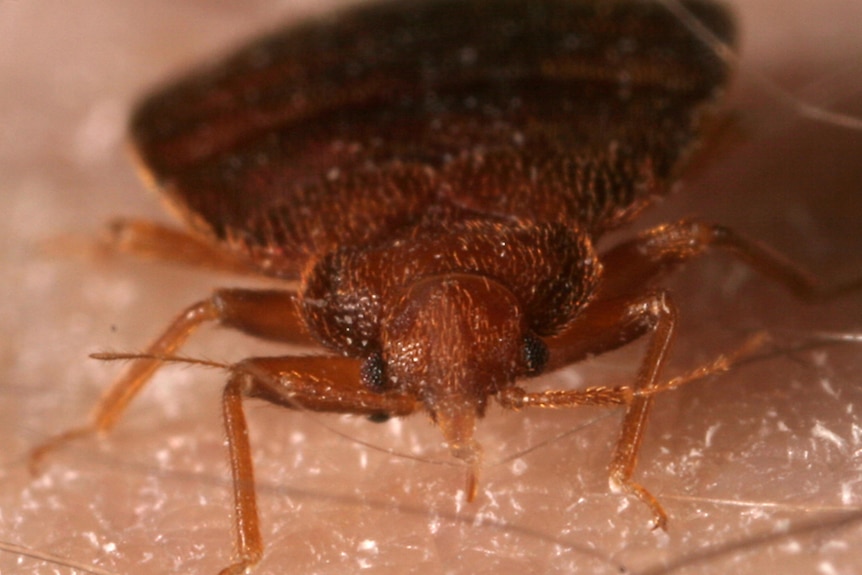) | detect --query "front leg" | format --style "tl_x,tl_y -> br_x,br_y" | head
29,288 -> 321,472
501,289 -> 678,528
220,356 -> 420,575
502,288 -> 766,529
